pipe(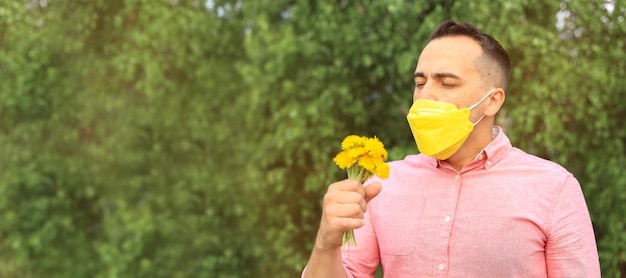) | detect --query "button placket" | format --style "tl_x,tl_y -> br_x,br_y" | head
433,172 -> 461,276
